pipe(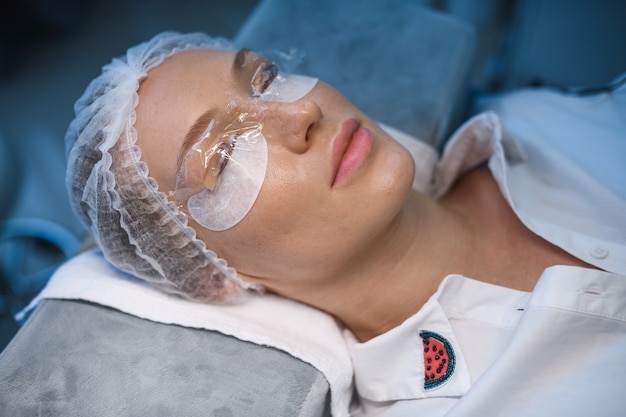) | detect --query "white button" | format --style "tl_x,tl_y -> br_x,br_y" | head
590,246 -> 609,259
